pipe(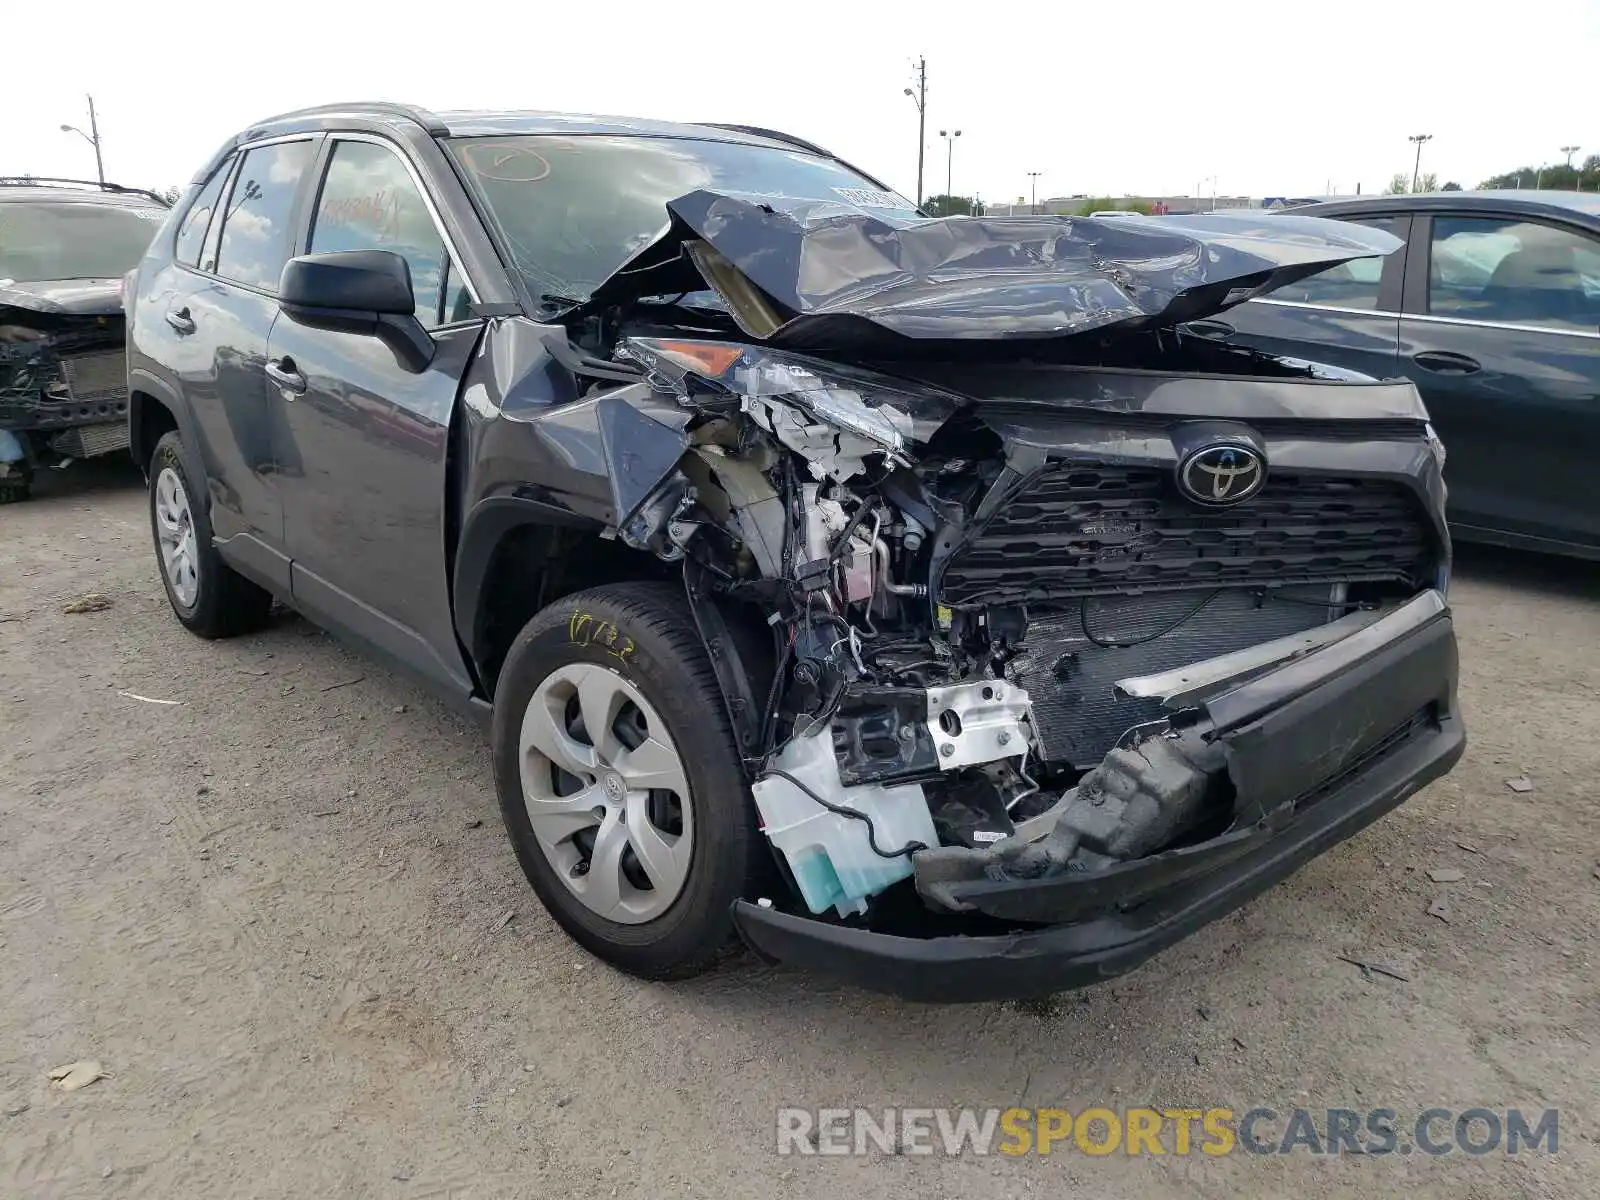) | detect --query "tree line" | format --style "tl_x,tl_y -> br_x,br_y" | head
1477,154 -> 1599,192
